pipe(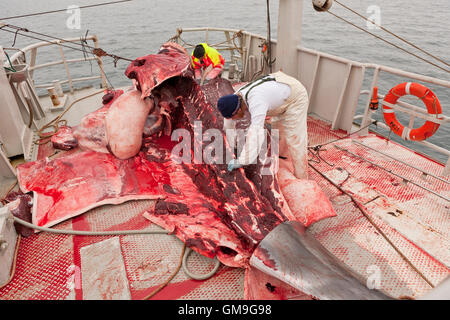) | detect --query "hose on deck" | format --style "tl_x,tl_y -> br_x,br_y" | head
0,211 -> 222,296
35,89 -> 105,145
